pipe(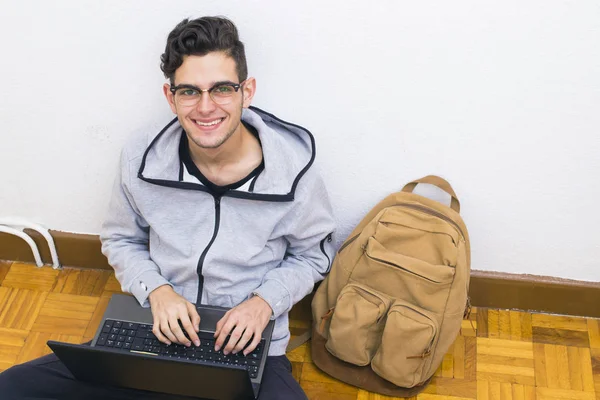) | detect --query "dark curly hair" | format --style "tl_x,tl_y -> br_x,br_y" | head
160,16 -> 248,84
